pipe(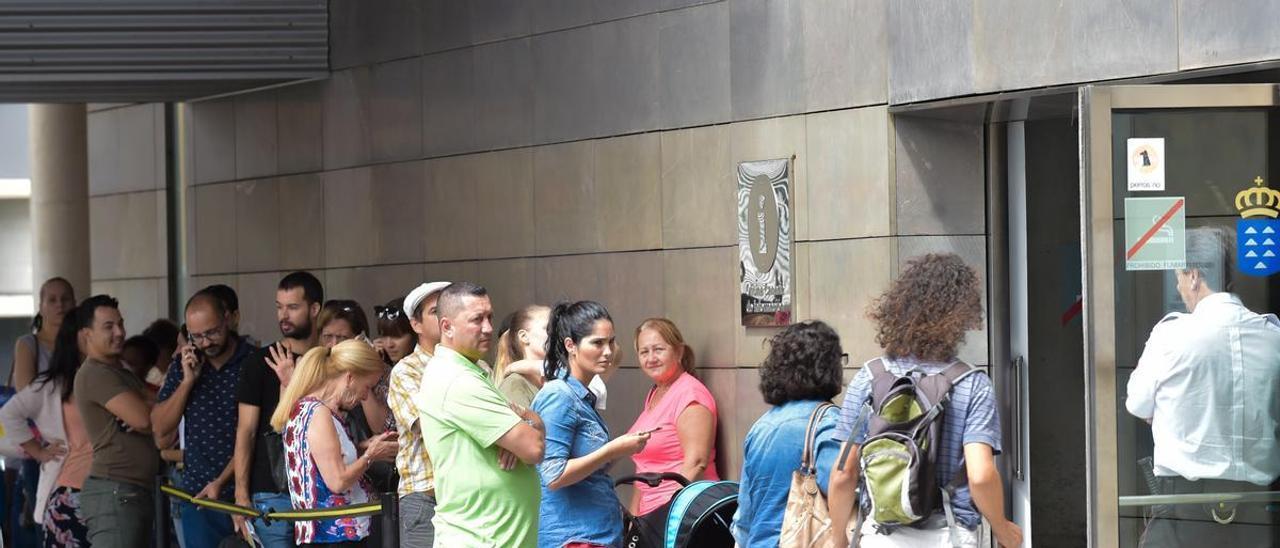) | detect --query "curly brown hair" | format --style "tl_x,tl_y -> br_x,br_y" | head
759,321 -> 844,405
869,253 -> 982,362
